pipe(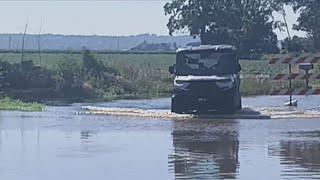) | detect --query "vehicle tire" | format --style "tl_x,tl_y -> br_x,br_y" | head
171,96 -> 186,114
222,94 -> 237,114
224,106 -> 236,114
237,97 -> 242,110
